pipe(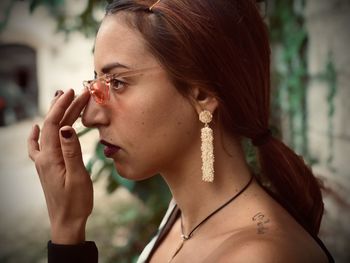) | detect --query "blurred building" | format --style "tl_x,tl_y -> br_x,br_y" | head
0,1 -> 94,125
0,3 -> 98,262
